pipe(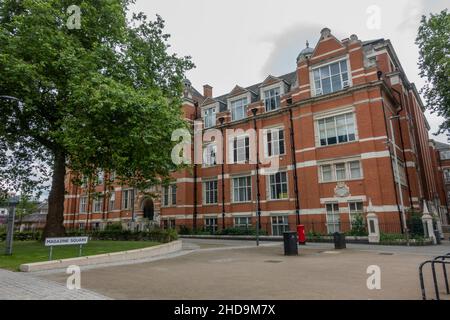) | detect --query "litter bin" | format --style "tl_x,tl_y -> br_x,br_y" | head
333,232 -> 346,249
297,225 -> 306,245
283,231 -> 298,256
